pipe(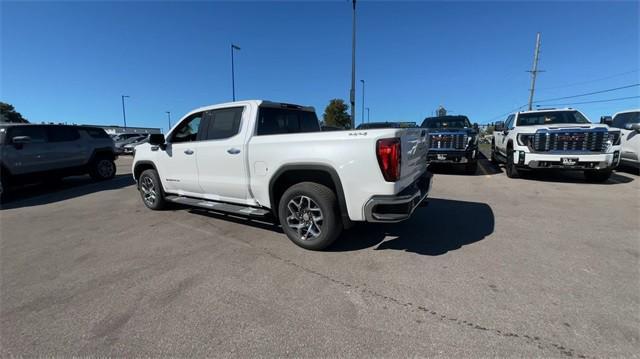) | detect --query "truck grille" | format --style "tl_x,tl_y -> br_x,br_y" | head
428,133 -> 467,150
532,129 -> 608,152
